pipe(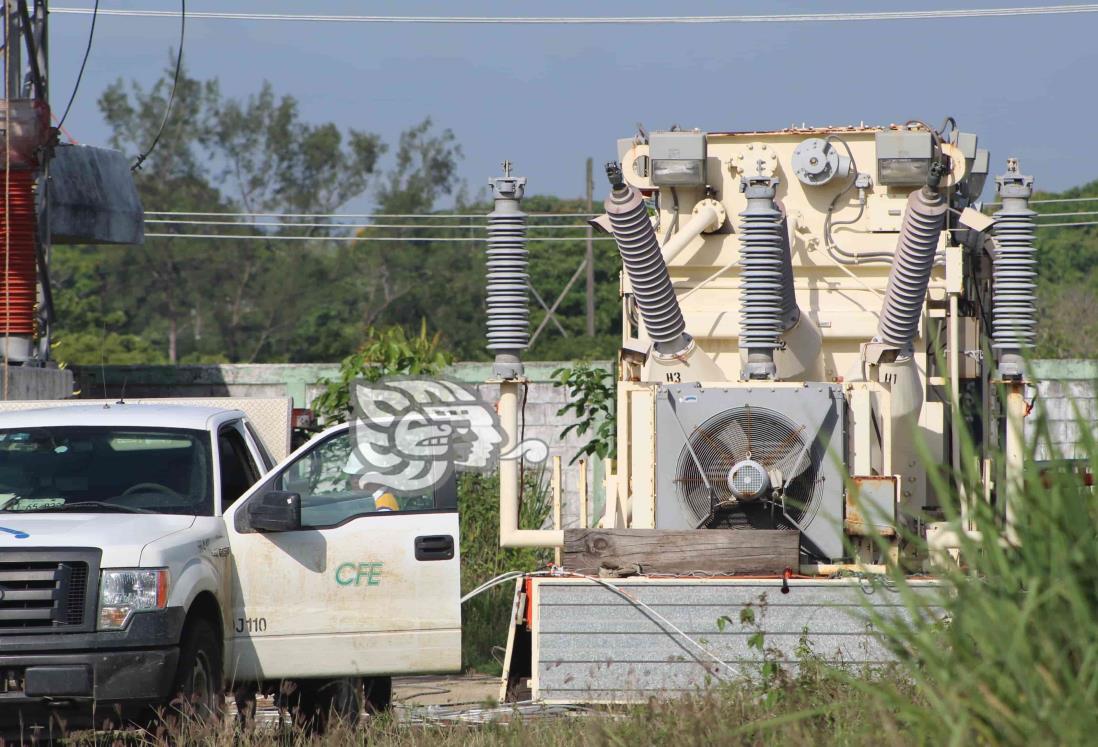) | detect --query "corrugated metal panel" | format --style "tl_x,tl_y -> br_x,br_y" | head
531,577 -> 942,703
